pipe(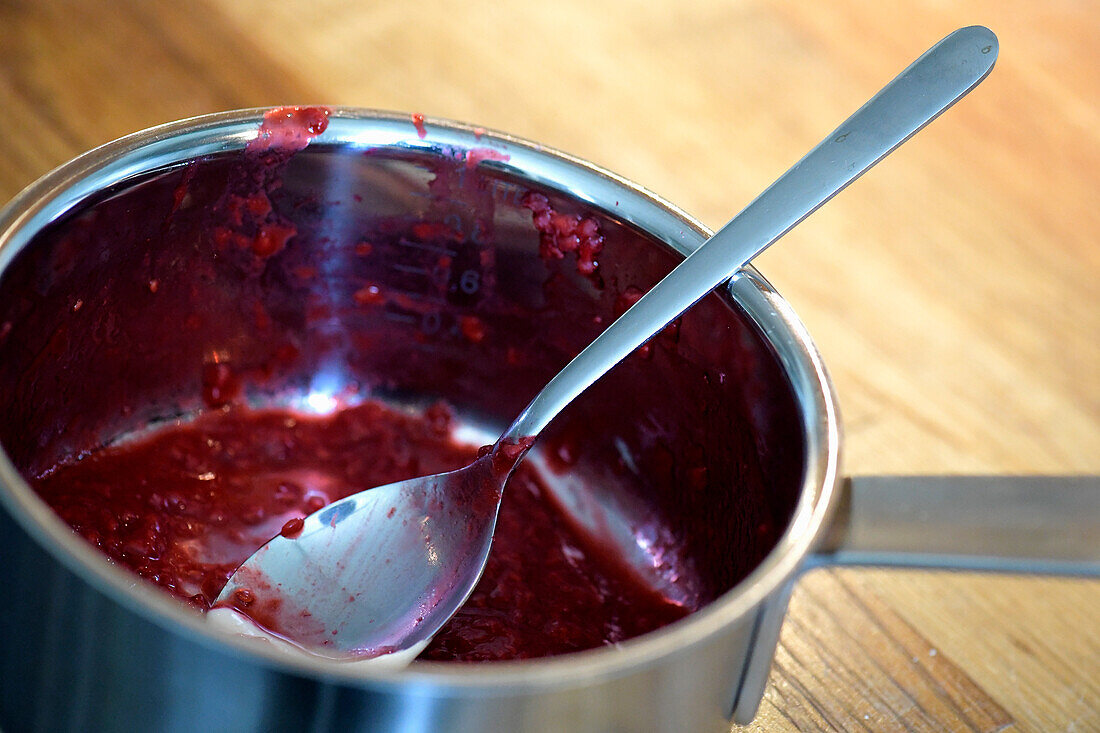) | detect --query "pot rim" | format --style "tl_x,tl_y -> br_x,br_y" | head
0,108 -> 842,693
